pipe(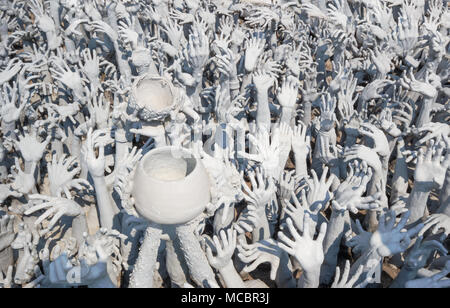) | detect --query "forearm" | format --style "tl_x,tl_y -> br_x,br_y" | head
92,176 -> 119,229
280,106 -> 294,126
350,248 -> 382,284
438,169 -> 450,215
321,209 -> 348,284
357,96 -> 368,113
49,0 -> 61,34
0,247 -> 13,274
218,262 -> 246,288
407,183 -> 432,224
391,151 -> 409,201
240,73 -> 252,95
1,121 -> 16,139
107,7 -> 131,80
298,266 -> 320,288
278,147 -> 291,180
0,163 -> 7,181
113,40 -> 132,80
380,155 -> 389,180
230,78 -> 240,101
255,90 -> 271,132
252,209 -> 271,242
366,176 -> 387,231
72,214 -> 89,245
300,101 -> 312,126
114,128 -> 130,164
189,69 -> 204,109
276,252 -> 297,288
294,153 -> 308,178
415,97 -> 434,128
